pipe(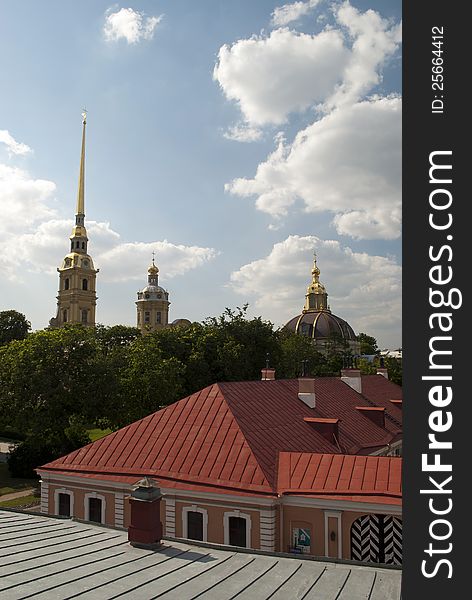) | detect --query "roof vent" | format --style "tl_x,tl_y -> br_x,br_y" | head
341,368 -> 362,394
304,417 -> 339,443
298,378 -> 316,408
356,406 -> 385,428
